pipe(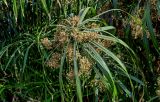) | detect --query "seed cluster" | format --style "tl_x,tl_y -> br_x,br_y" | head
66,55 -> 92,81
41,38 -> 53,50
151,0 -> 157,6
90,79 -> 106,92
95,39 -> 114,53
79,56 -> 92,75
71,28 -> 98,42
55,31 -> 68,44
46,52 -> 61,68
66,44 -> 81,63
67,69 -> 74,81
55,16 -> 99,45
66,45 -> 92,77
130,18 -> 150,39
70,16 -> 80,27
